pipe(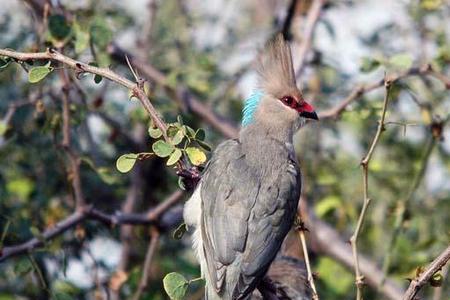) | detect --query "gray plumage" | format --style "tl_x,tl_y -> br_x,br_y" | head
183,35 -> 317,300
